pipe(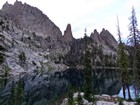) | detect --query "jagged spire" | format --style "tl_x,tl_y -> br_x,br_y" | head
84,28 -> 87,36
63,24 -> 74,43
